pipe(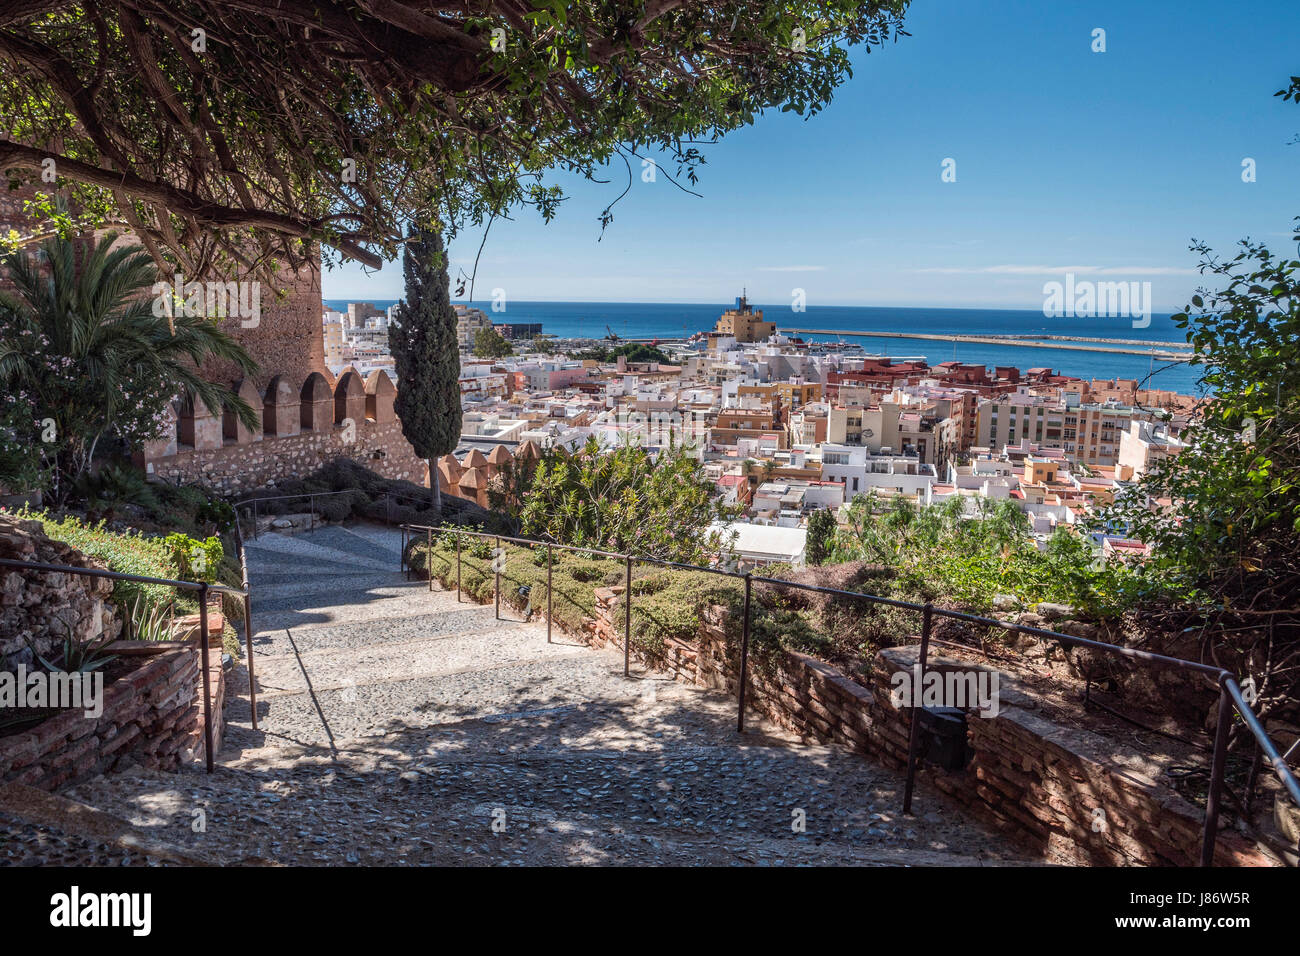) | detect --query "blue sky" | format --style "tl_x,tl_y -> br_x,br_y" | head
322,0 -> 1300,310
